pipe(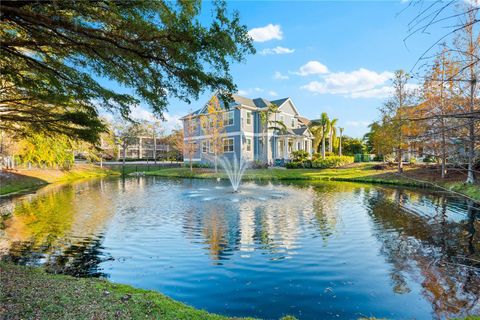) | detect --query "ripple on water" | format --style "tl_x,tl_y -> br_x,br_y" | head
0,177 -> 479,320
